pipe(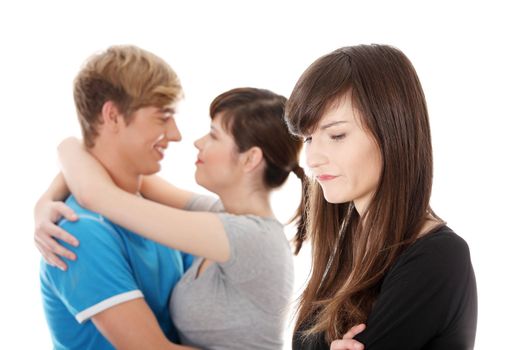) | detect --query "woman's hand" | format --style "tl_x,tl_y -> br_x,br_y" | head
34,199 -> 79,271
330,324 -> 366,350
